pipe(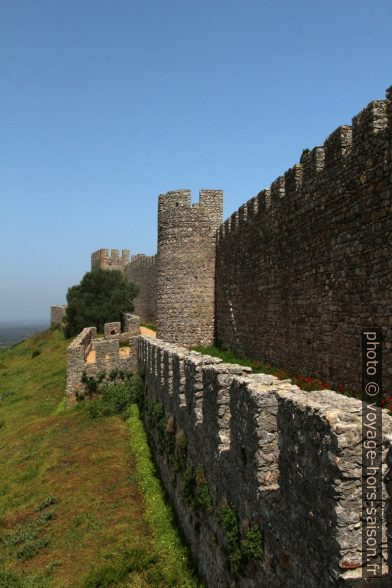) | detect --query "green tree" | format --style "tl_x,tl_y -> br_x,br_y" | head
64,269 -> 139,337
